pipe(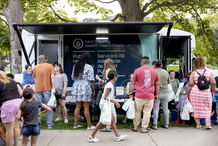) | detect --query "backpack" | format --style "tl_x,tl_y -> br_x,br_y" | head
195,70 -> 209,90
